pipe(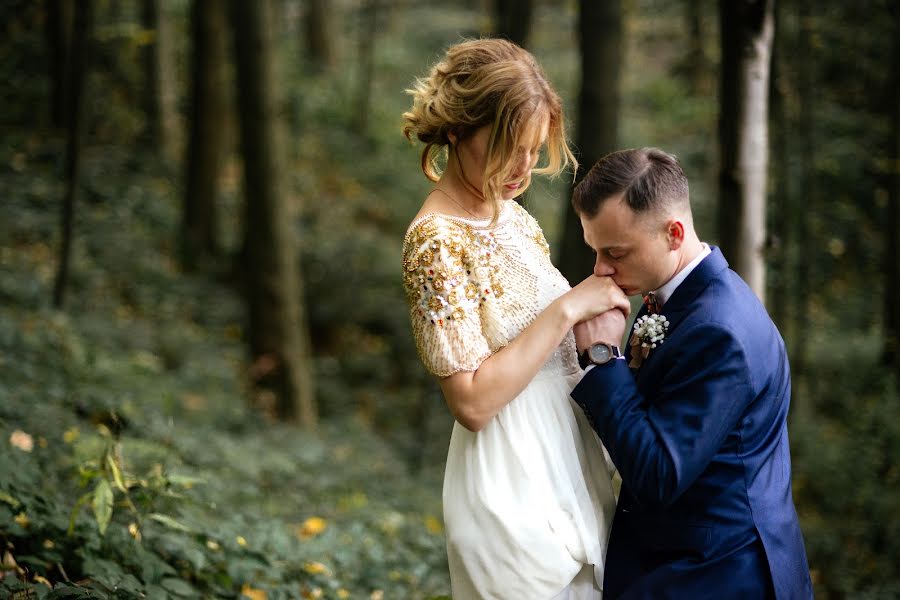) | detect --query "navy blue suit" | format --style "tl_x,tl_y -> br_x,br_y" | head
572,247 -> 812,599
